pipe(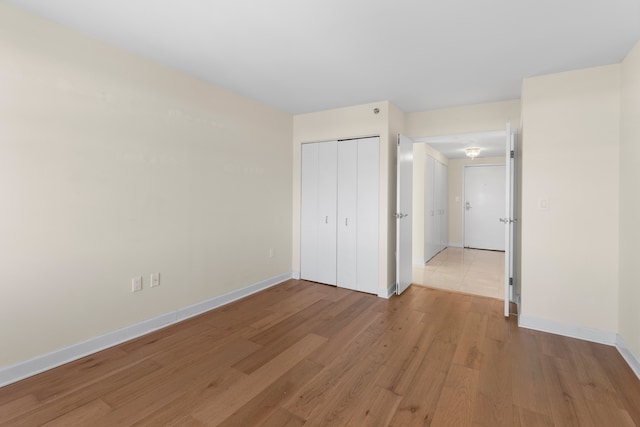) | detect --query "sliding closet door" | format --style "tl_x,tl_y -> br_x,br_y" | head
337,140 -> 358,290
356,137 -> 380,294
317,141 -> 338,285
